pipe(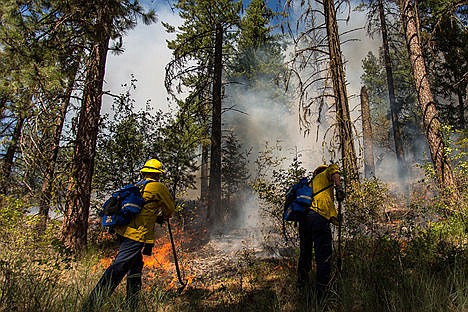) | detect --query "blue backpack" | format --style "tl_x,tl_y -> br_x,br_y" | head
99,180 -> 152,227
283,177 -> 313,222
283,178 -> 334,222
